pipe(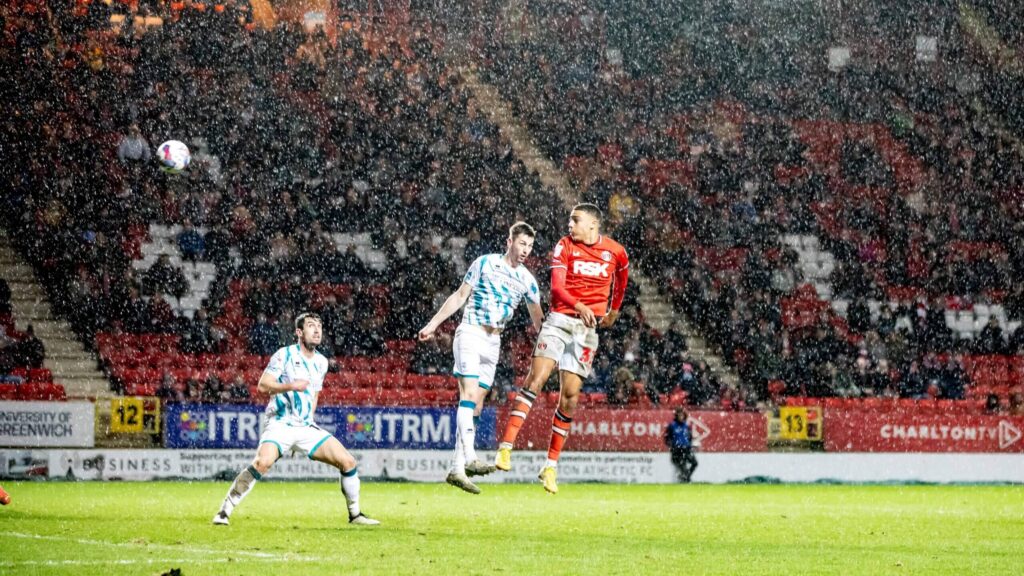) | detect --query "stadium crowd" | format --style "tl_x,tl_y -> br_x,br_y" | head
1,0 -> 697,406
470,0 -> 1024,408
3,0 -> 1024,412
